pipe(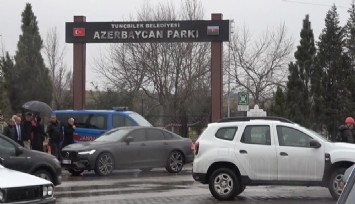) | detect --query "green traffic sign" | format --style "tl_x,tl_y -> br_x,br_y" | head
238,92 -> 249,105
